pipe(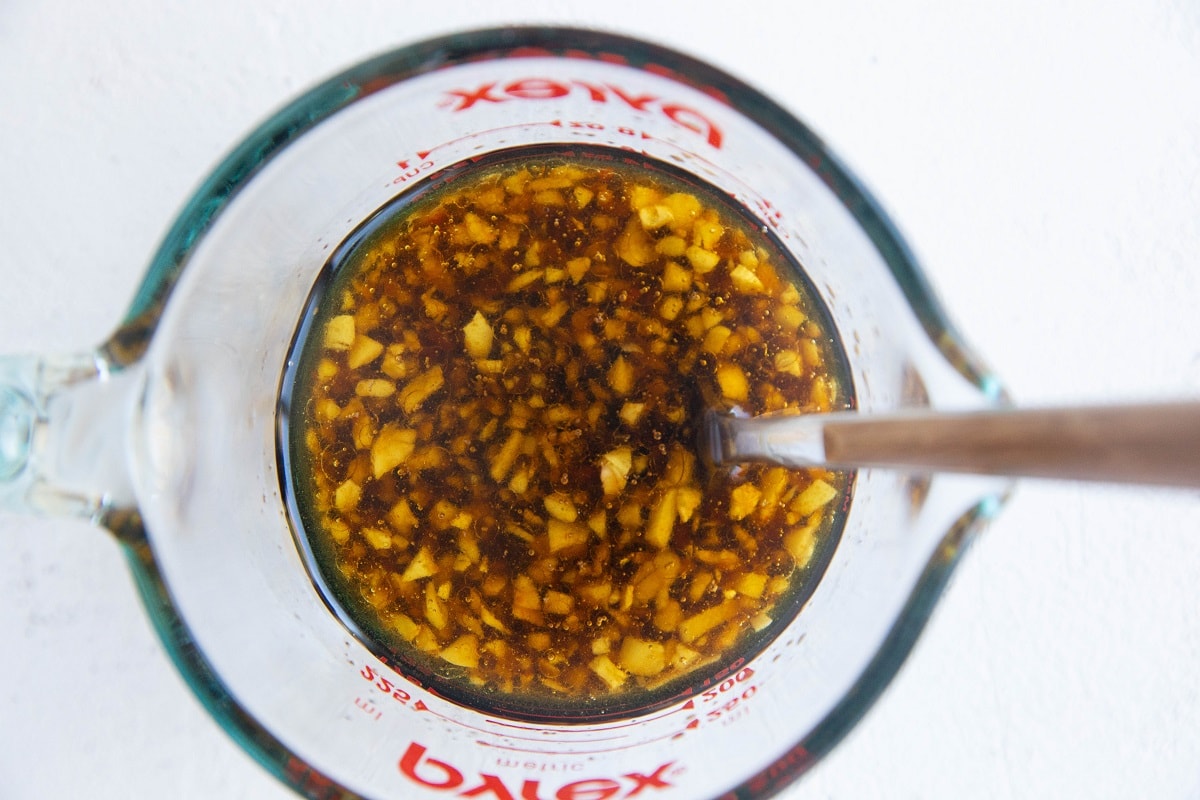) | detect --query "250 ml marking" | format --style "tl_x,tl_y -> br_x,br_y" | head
361,663 -> 414,706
